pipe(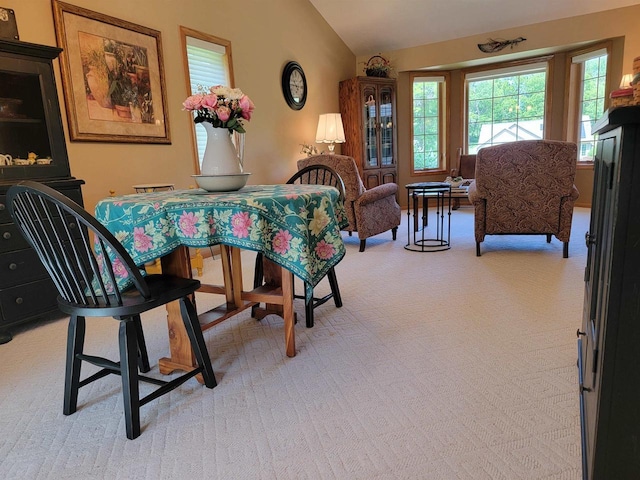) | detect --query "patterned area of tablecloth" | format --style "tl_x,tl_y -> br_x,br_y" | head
94,184 -> 348,291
